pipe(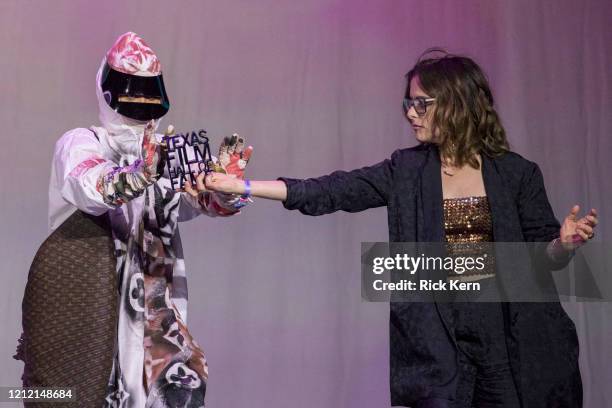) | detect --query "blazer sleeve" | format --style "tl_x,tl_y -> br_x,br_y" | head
517,161 -> 573,269
278,151 -> 396,216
